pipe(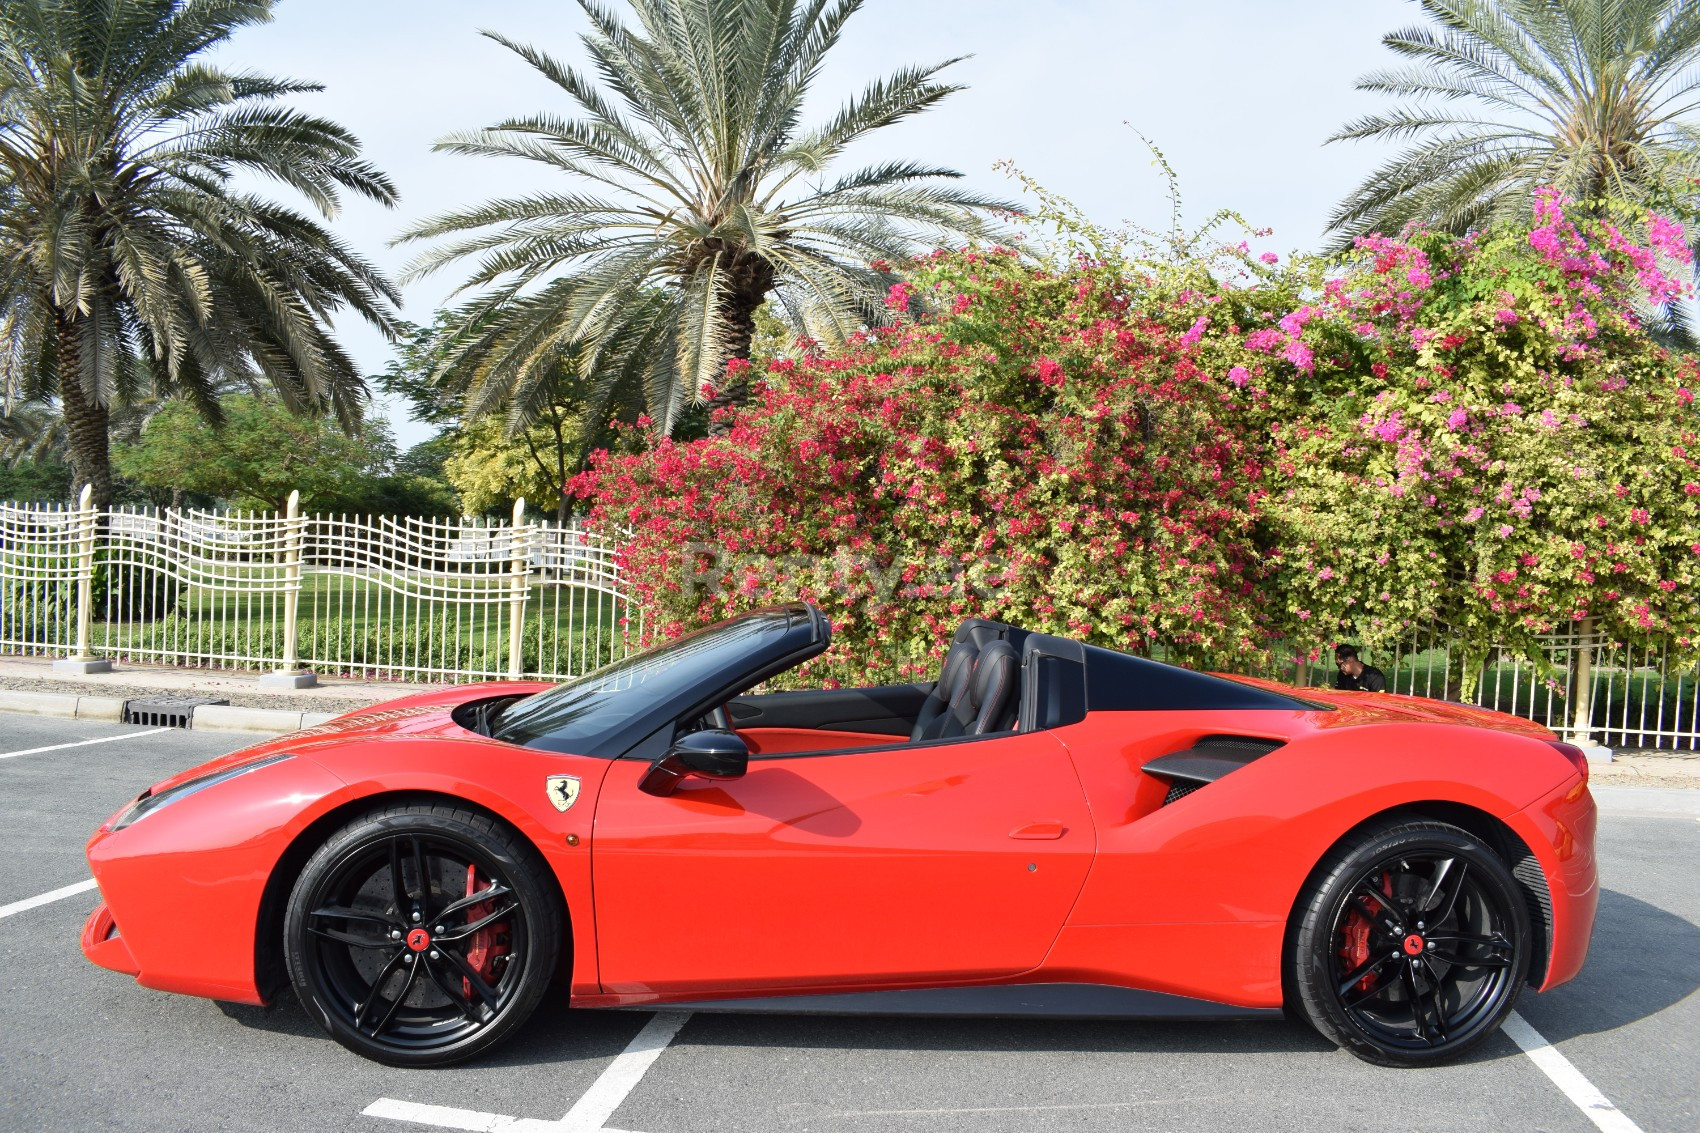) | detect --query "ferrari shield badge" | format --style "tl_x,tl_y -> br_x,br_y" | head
545,774 -> 581,813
